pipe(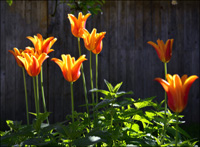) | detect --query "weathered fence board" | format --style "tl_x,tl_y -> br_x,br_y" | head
0,1 -> 199,130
